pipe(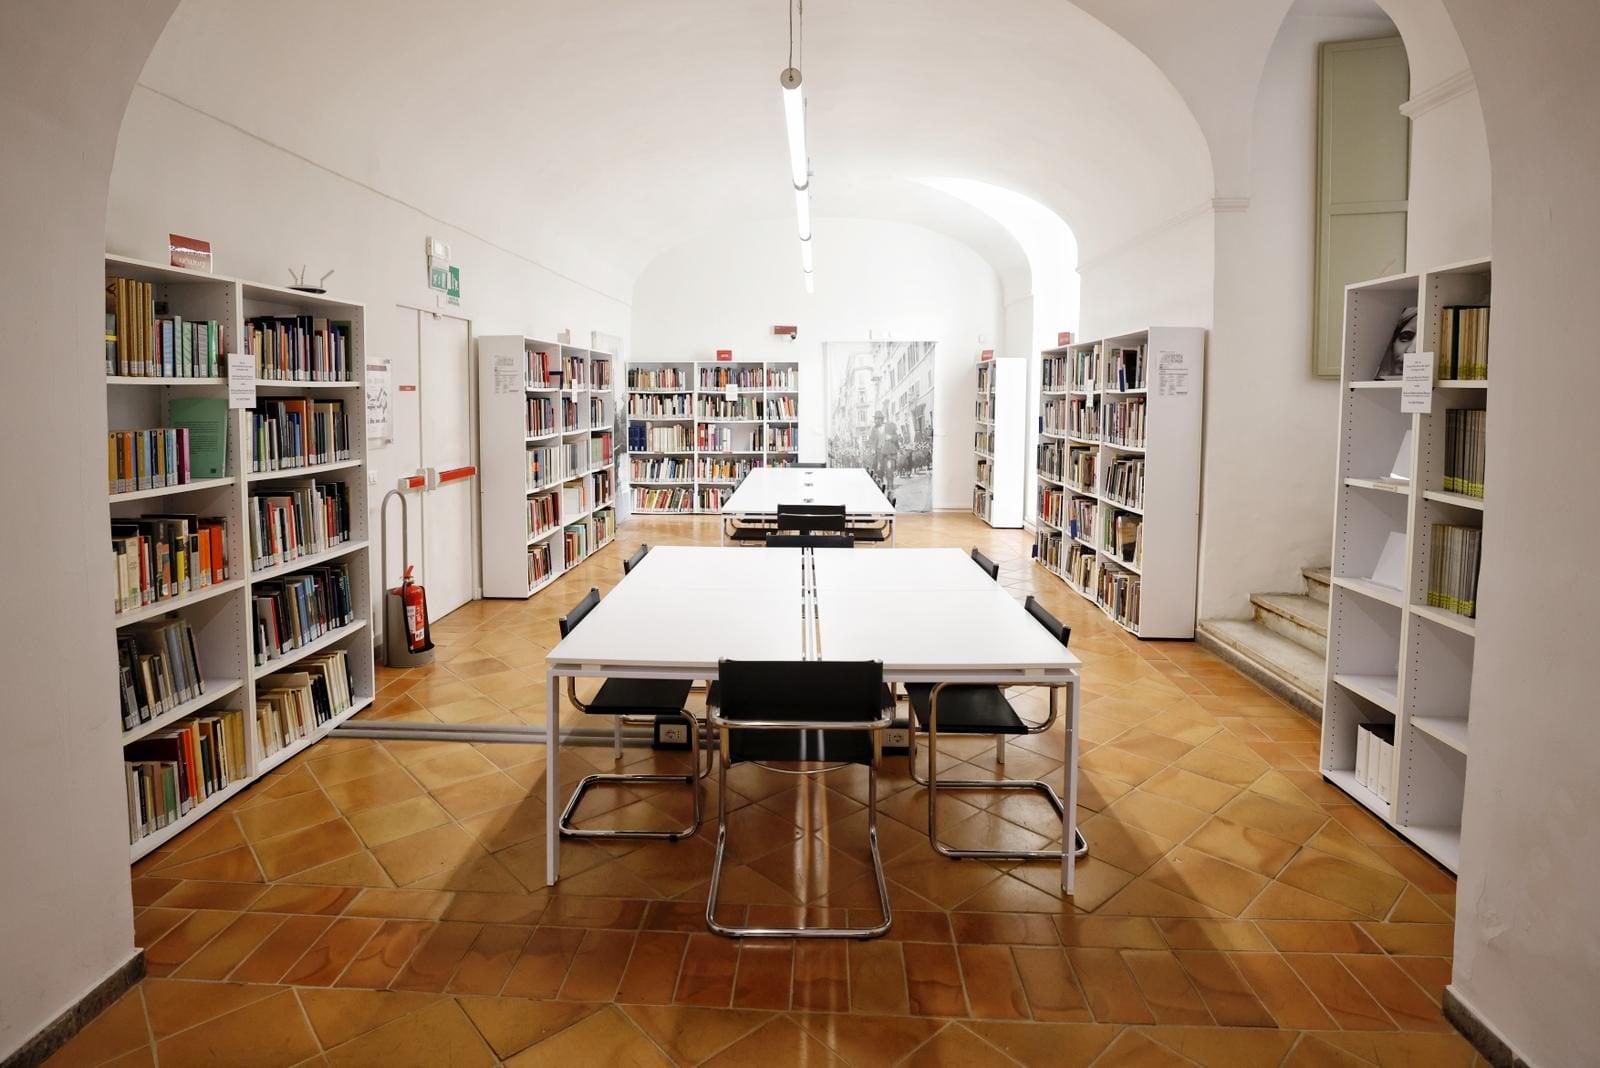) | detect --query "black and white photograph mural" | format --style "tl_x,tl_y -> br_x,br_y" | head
825,341 -> 936,511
